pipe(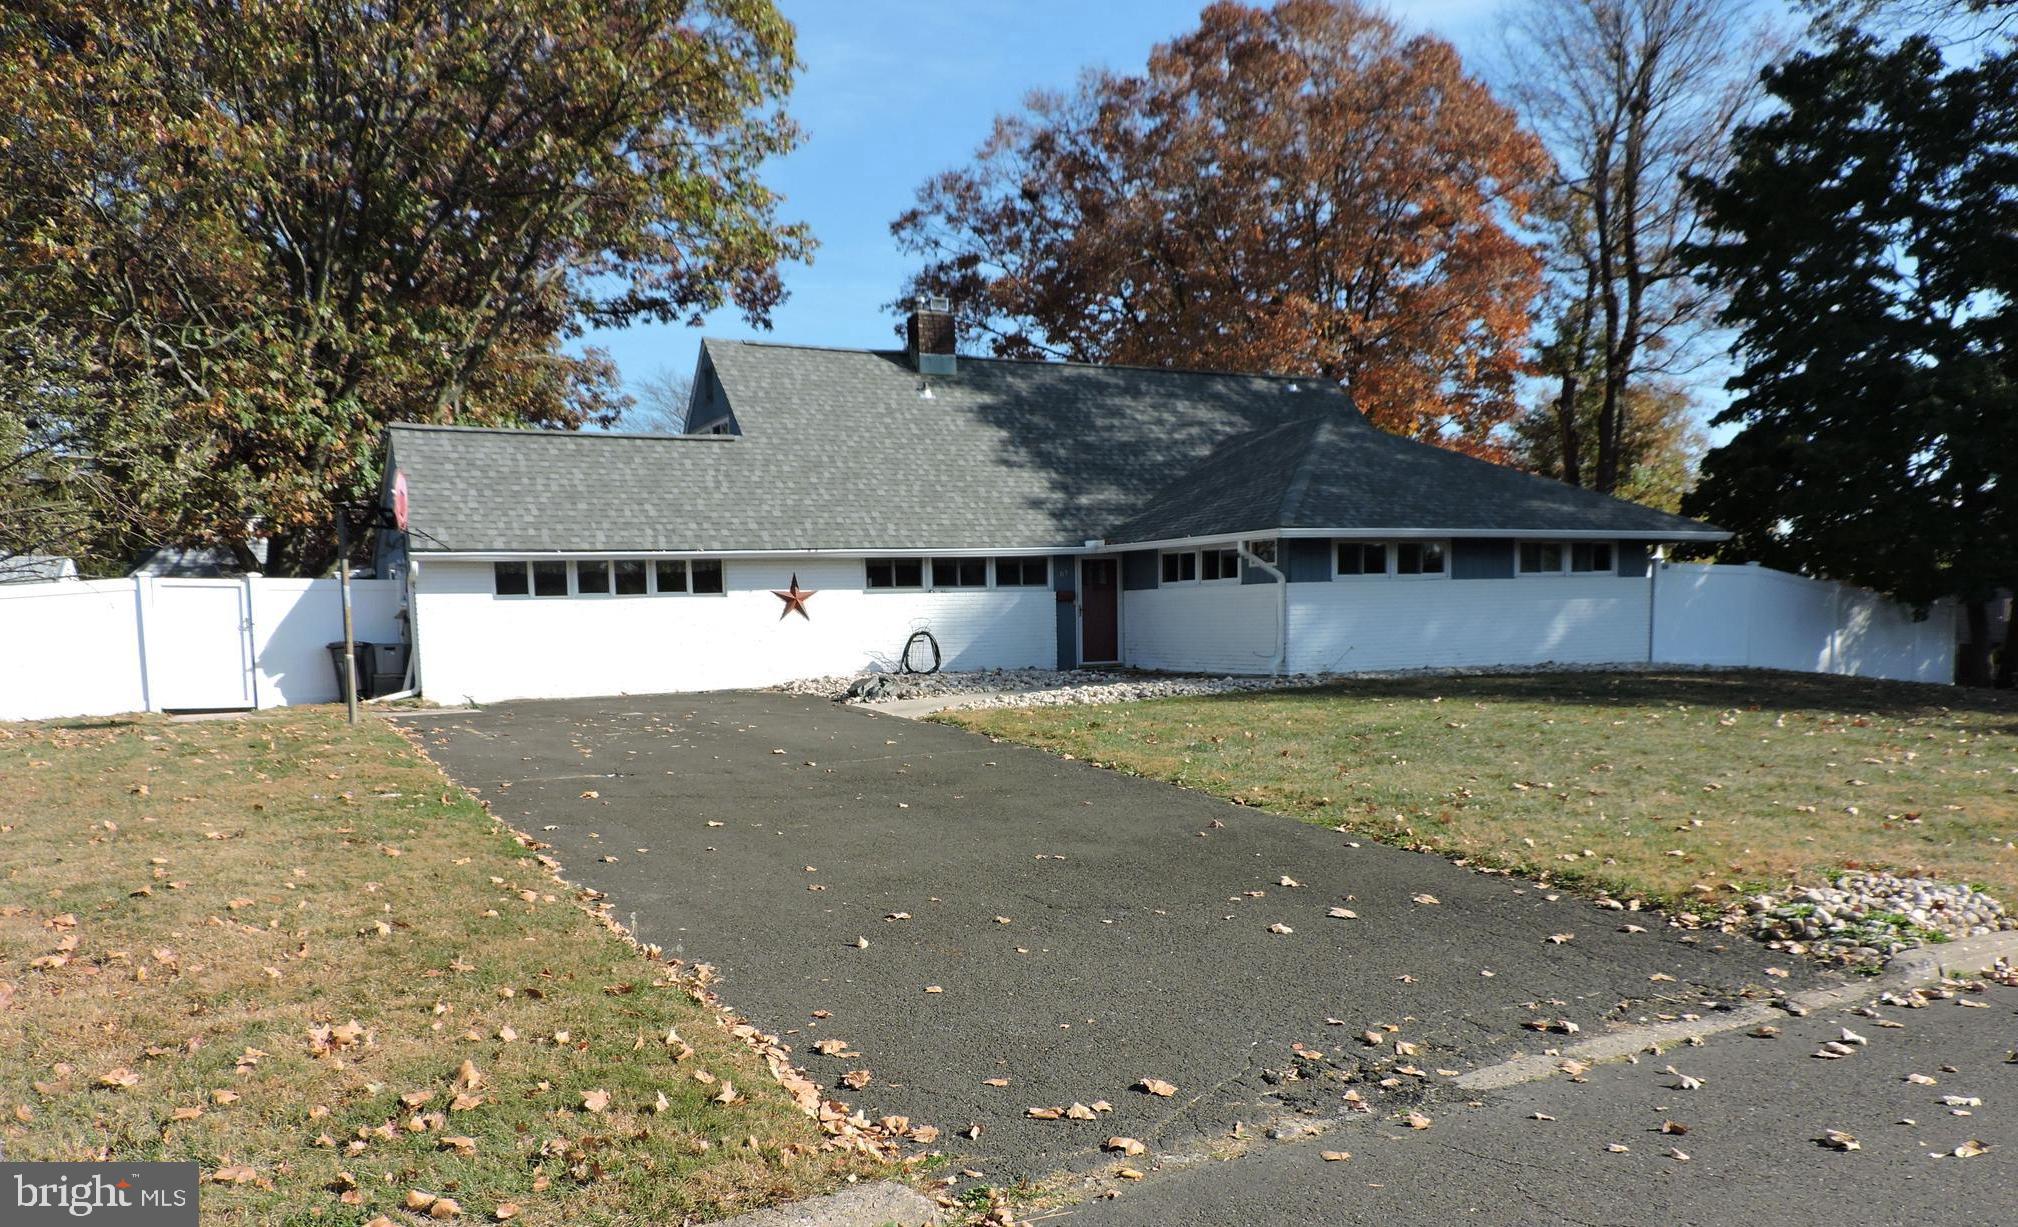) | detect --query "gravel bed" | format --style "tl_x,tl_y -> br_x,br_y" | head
1739,873 -> 2016,961
771,667 -> 1325,708
772,660 -> 1690,710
